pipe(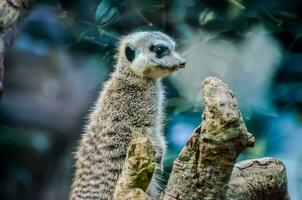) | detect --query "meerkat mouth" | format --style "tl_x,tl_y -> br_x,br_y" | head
156,65 -> 181,71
